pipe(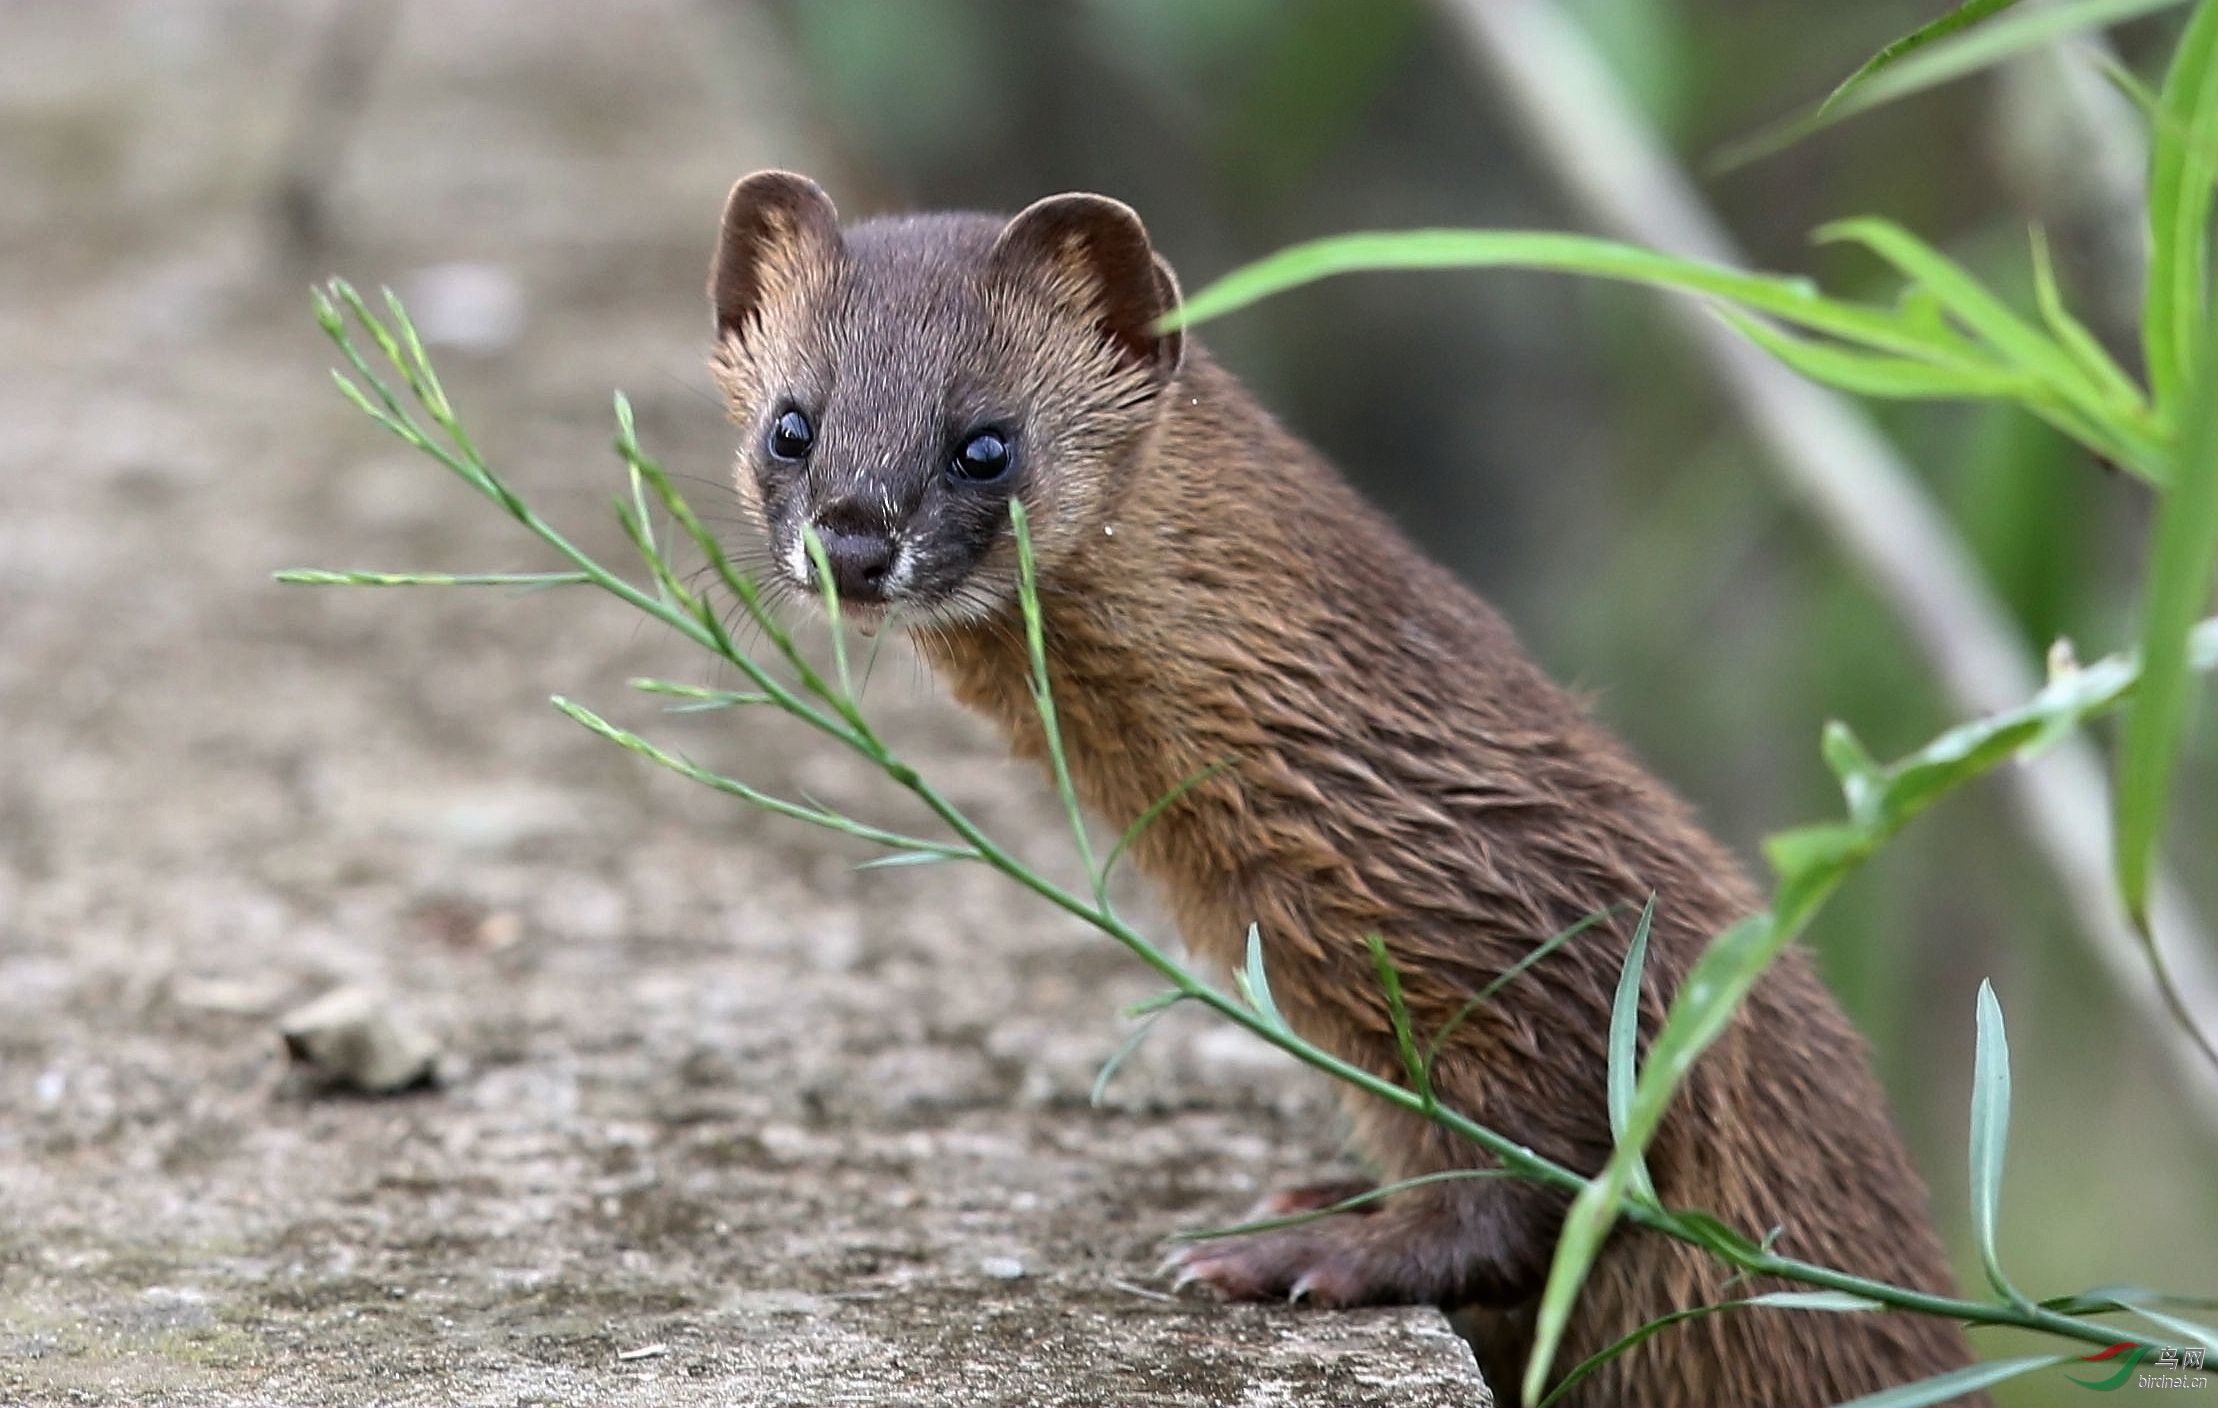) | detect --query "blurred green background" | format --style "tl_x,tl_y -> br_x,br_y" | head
8,1 -> 2210,1402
